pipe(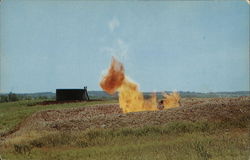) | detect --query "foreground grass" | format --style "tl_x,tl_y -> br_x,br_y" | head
1,120 -> 250,160
0,100 -> 117,136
